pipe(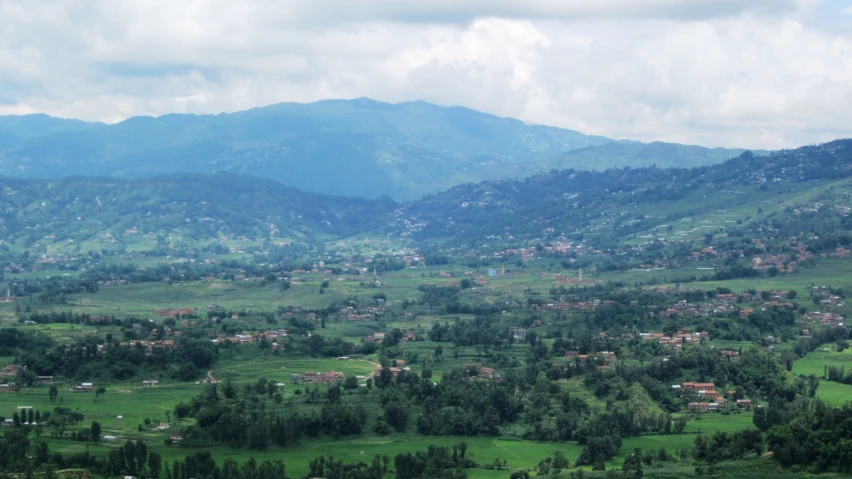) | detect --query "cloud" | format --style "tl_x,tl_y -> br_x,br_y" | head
0,0 -> 850,150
